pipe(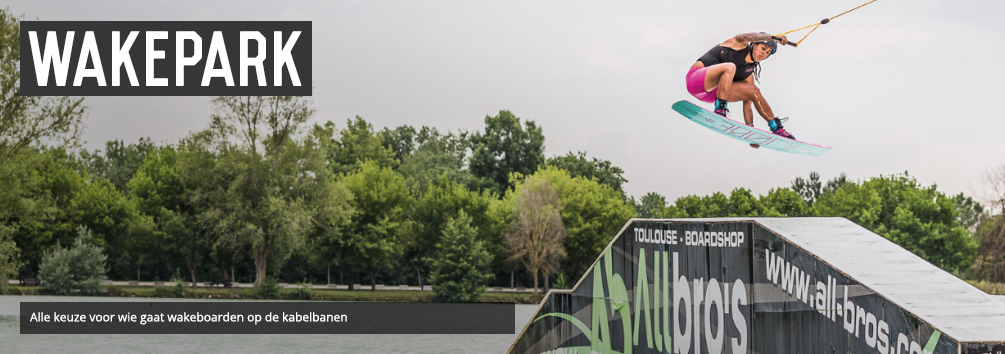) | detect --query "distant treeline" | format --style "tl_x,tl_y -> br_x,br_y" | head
2,9 -> 1003,293
1,95 -> 993,291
